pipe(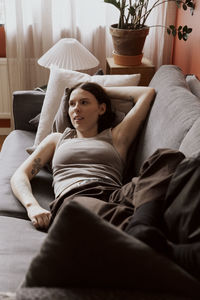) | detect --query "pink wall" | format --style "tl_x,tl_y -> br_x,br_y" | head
172,1 -> 200,79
